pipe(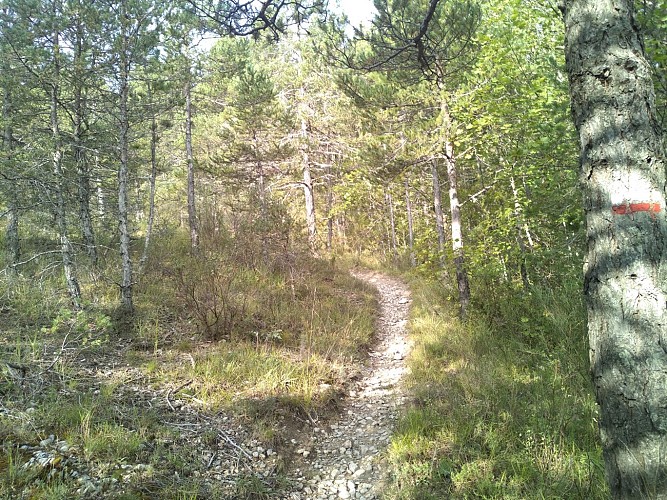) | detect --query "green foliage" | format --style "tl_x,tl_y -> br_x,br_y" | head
384,276 -> 607,499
